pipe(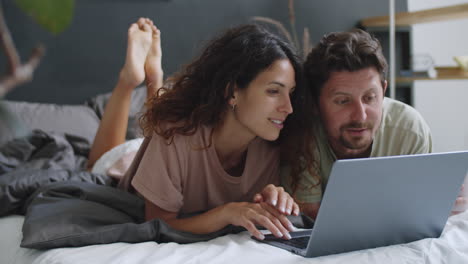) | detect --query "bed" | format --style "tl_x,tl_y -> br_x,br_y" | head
1,212 -> 468,264
1,89 -> 468,264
